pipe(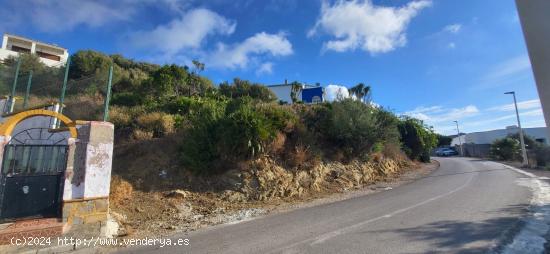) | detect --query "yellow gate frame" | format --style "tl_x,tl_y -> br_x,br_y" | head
0,109 -> 77,138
